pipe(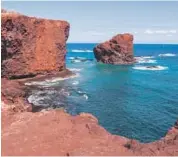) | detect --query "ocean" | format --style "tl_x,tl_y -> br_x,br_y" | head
27,43 -> 178,143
